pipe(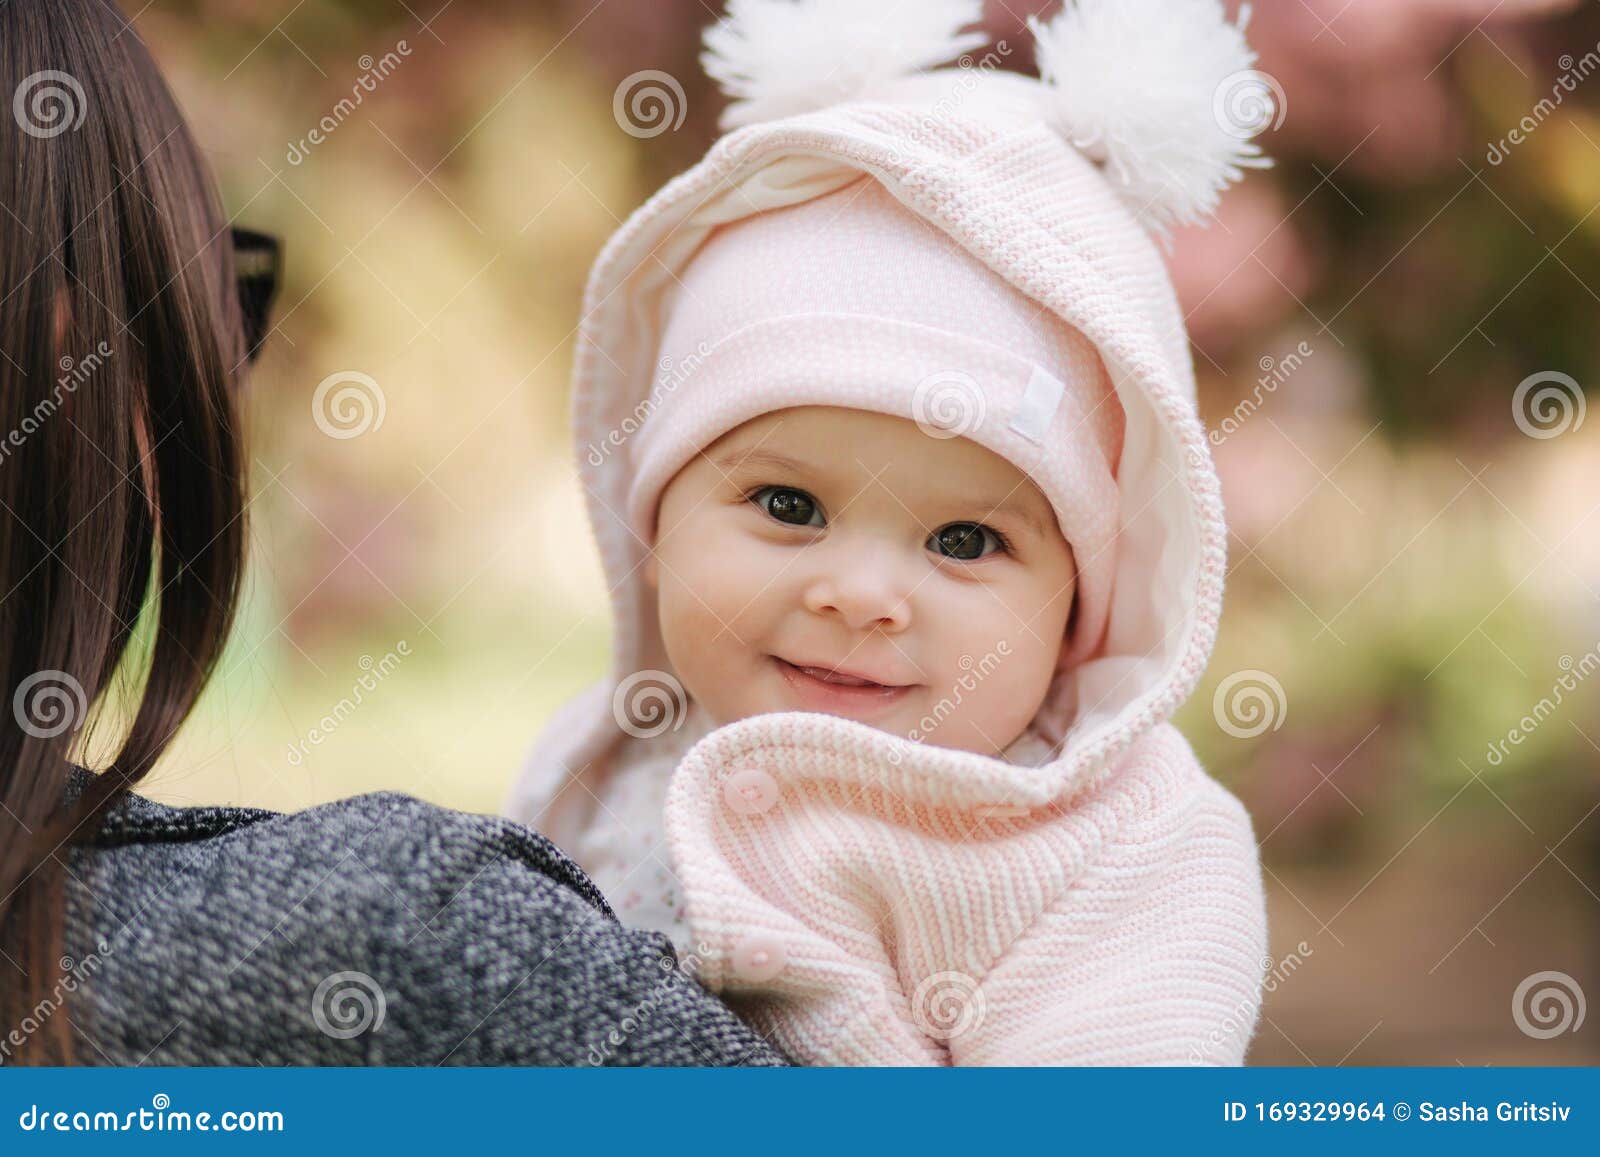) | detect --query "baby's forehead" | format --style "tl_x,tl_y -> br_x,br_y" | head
715,405 -> 984,468
721,404 -> 970,454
